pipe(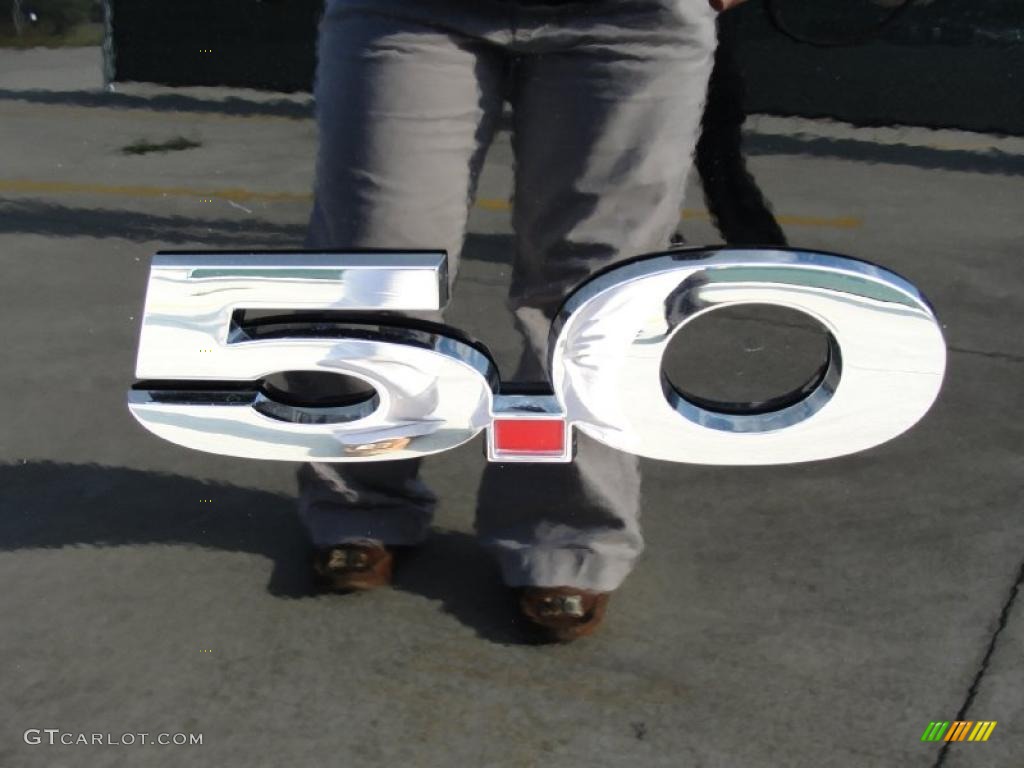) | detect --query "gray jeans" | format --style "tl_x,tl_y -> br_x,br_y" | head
297,0 -> 716,591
